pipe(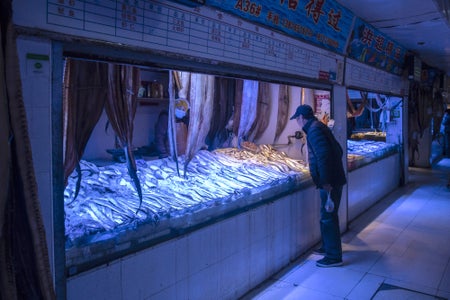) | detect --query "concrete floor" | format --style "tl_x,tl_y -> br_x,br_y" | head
241,157 -> 450,299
